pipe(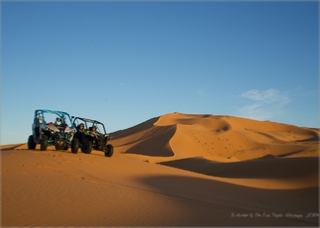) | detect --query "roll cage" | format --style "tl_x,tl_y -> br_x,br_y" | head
34,109 -> 75,128
72,116 -> 107,135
